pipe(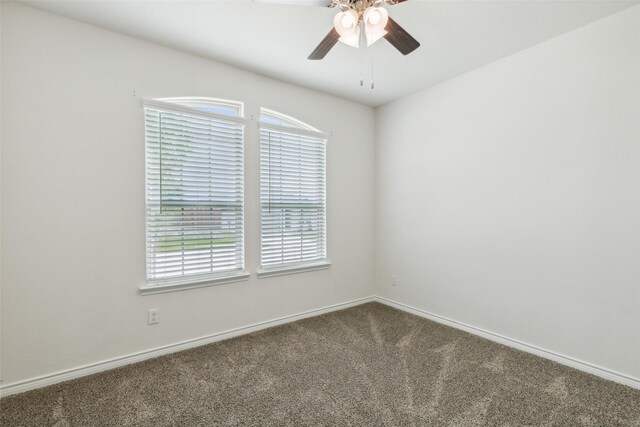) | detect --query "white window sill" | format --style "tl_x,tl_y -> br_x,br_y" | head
140,271 -> 250,296
256,261 -> 331,279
